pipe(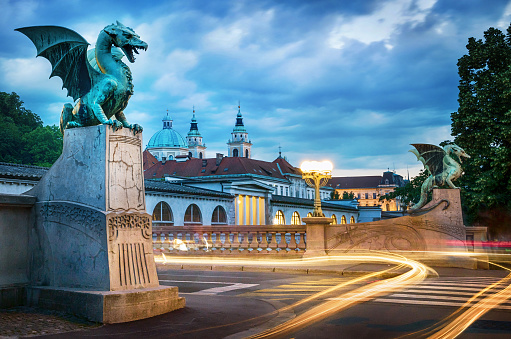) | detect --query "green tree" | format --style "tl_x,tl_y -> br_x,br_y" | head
0,91 -> 62,167
330,190 -> 340,200
342,191 -> 355,199
451,25 -> 511,236
23,125 -> 63,167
